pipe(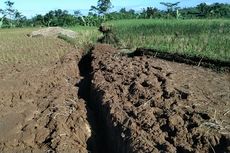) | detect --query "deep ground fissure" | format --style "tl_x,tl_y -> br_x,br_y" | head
77,51 -> 109,153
